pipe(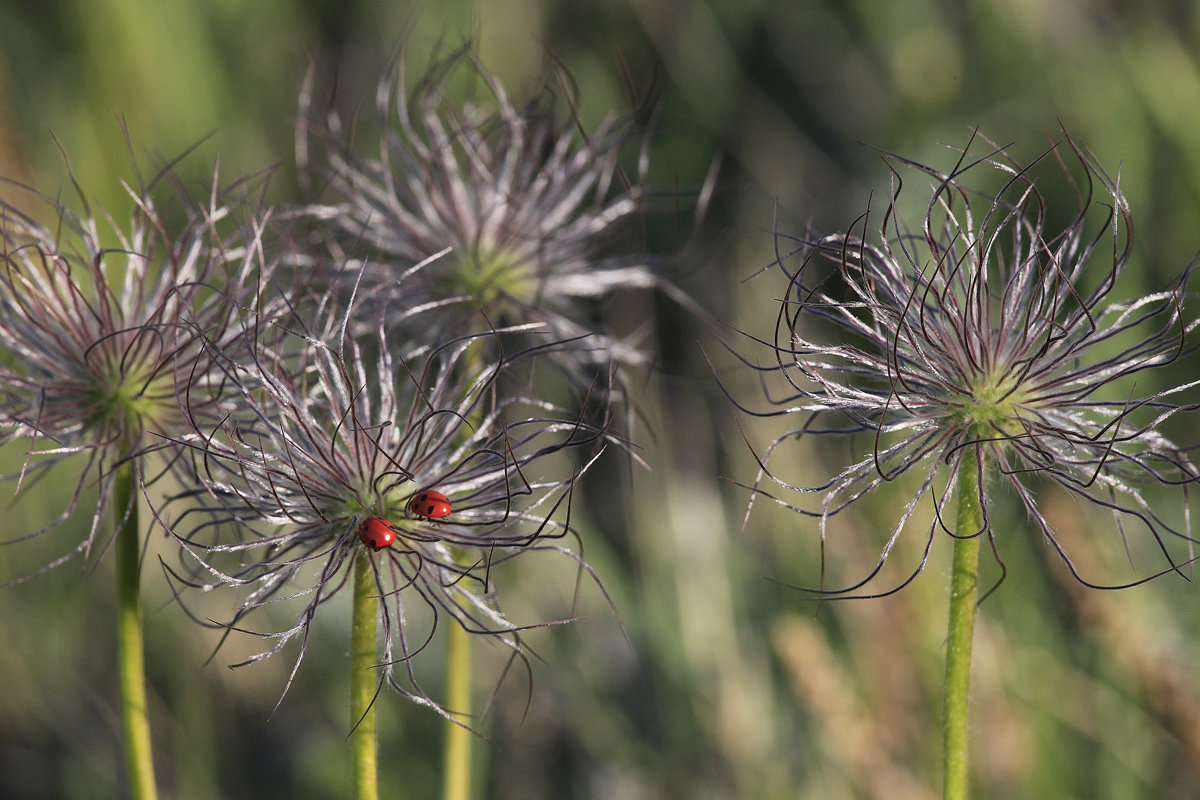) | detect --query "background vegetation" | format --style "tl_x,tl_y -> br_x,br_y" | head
2,1 -> 1200,798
